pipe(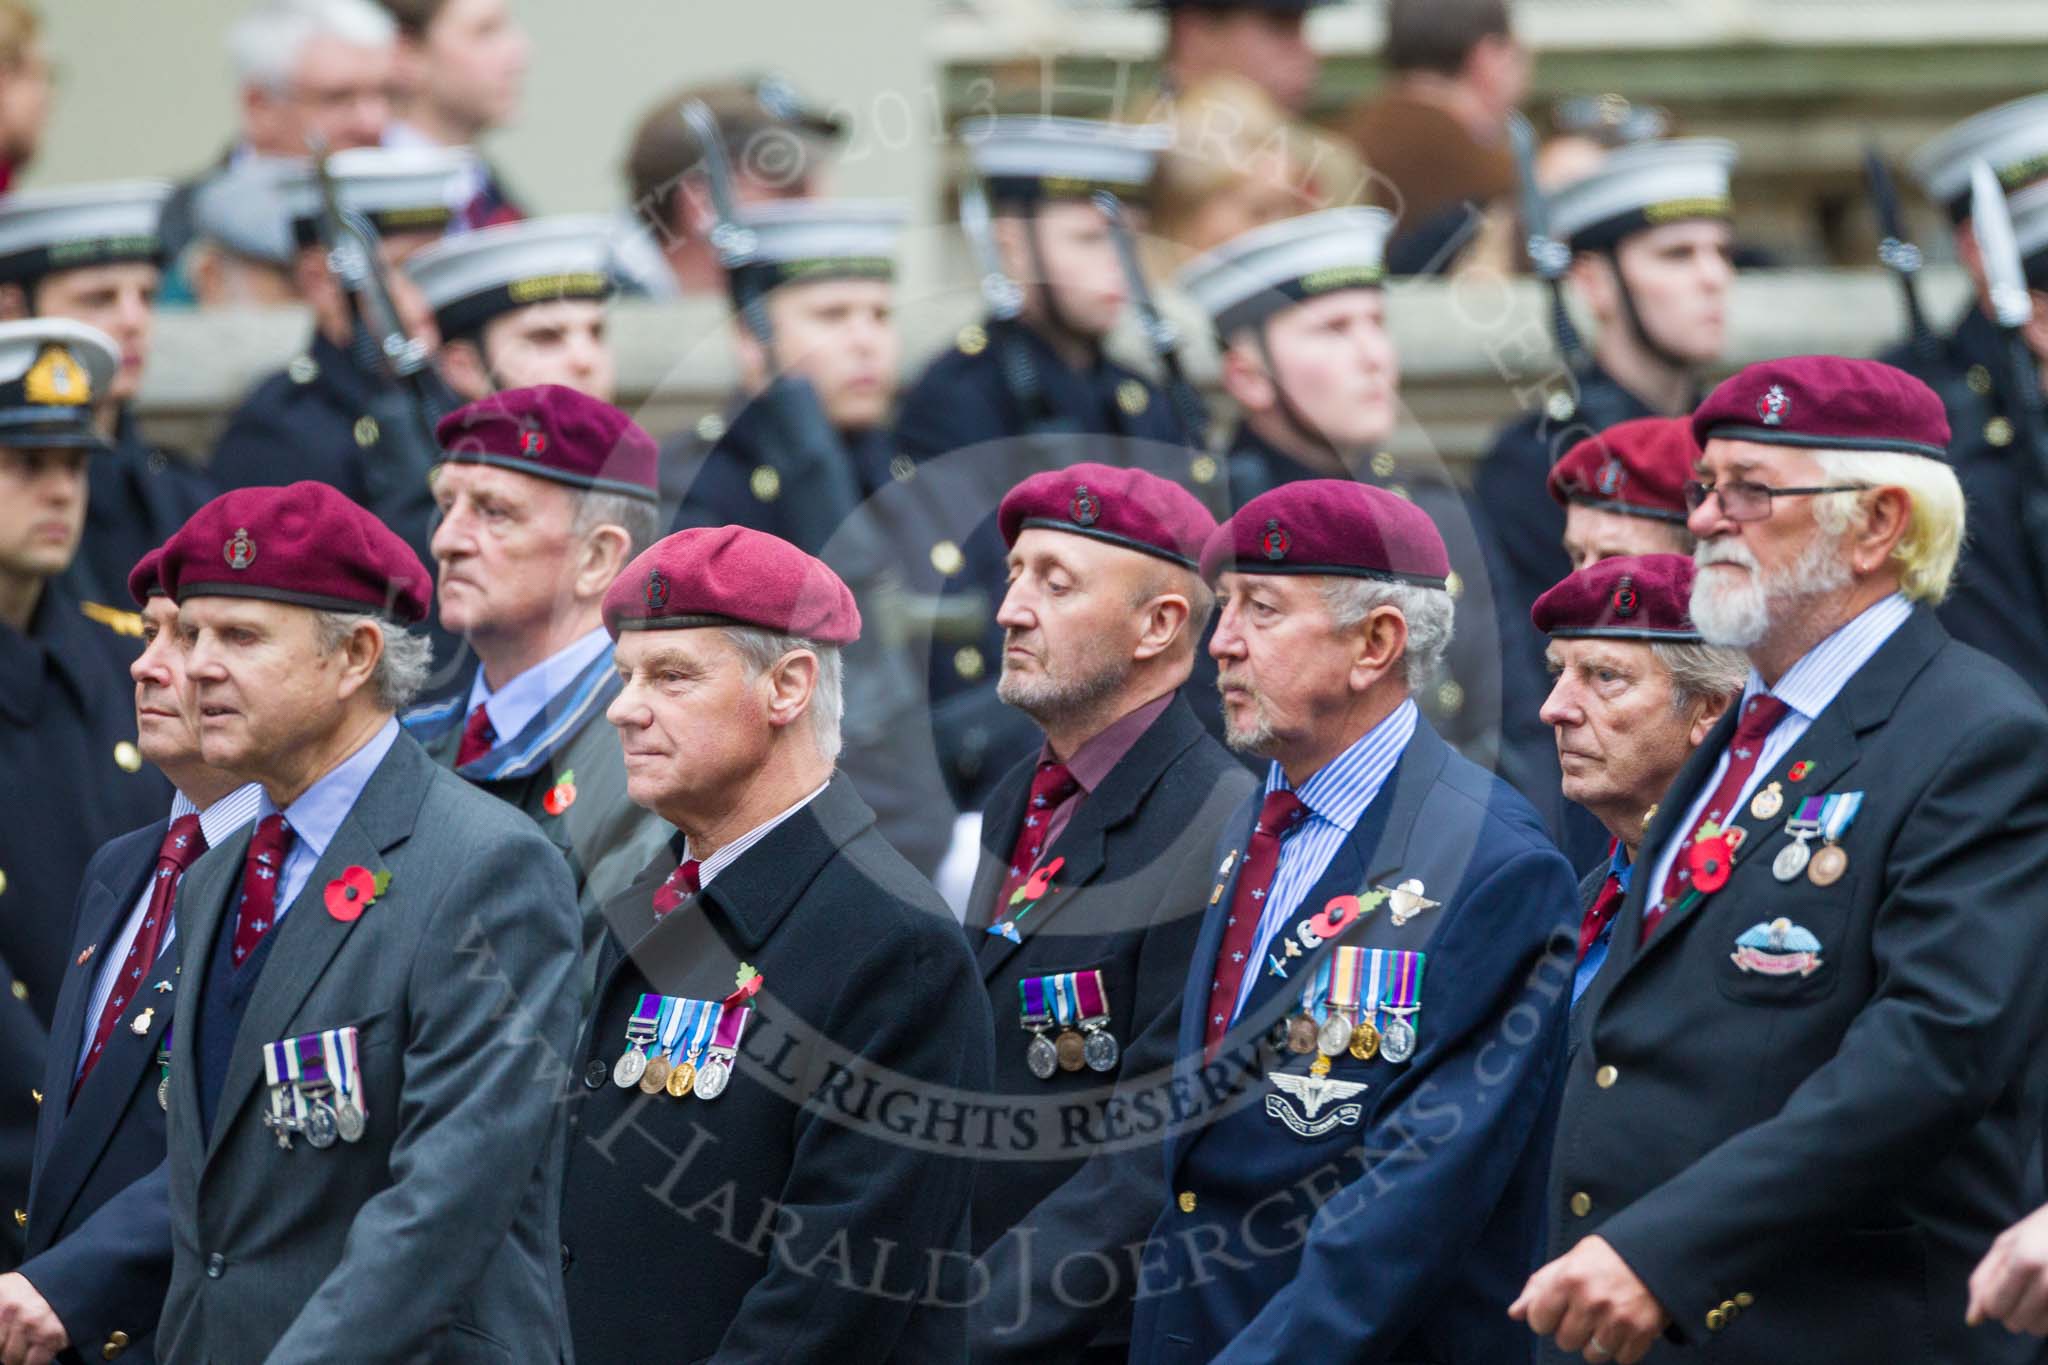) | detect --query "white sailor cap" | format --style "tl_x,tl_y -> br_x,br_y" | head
279,145 -> 473,247
731,199 -> 906,289
190,157 -> 298,266
2010,180 -> 2048,291
1548,138 -> 1737,252
0,180 -> 172,284
1552,94 -> 1671,149
1176,207 -> 1394,336
0,318 -> 119,450
959,116 -> 1170,206
1910,94 -> 2048,223
404,215 -> 617,338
